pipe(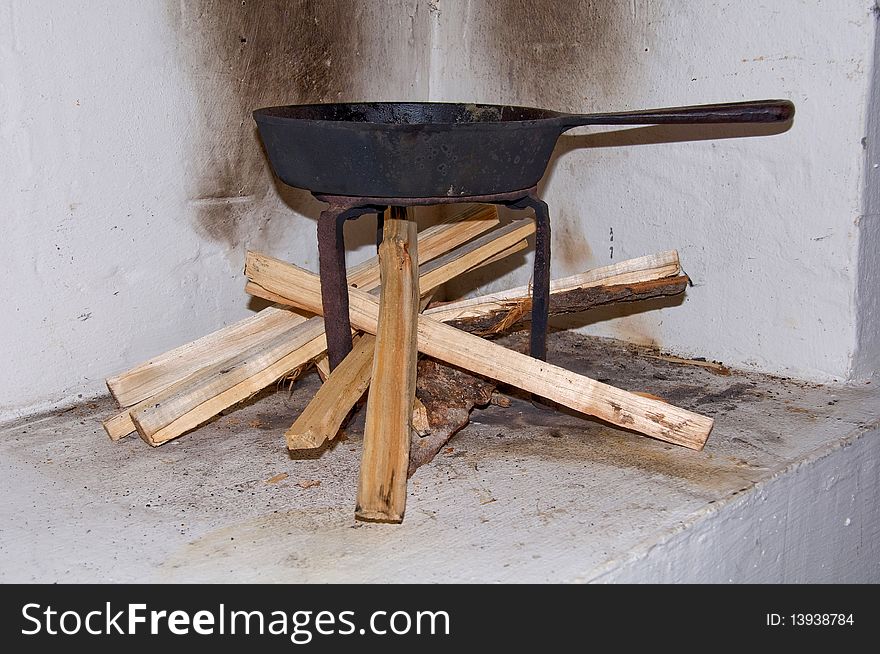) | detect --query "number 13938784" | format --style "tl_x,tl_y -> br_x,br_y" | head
766,614 -> 854,627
